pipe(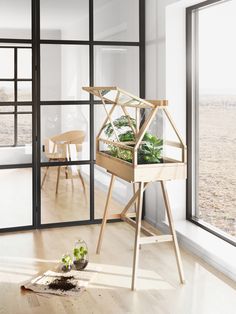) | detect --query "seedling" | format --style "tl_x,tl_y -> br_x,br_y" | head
61,254 -> 73,272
